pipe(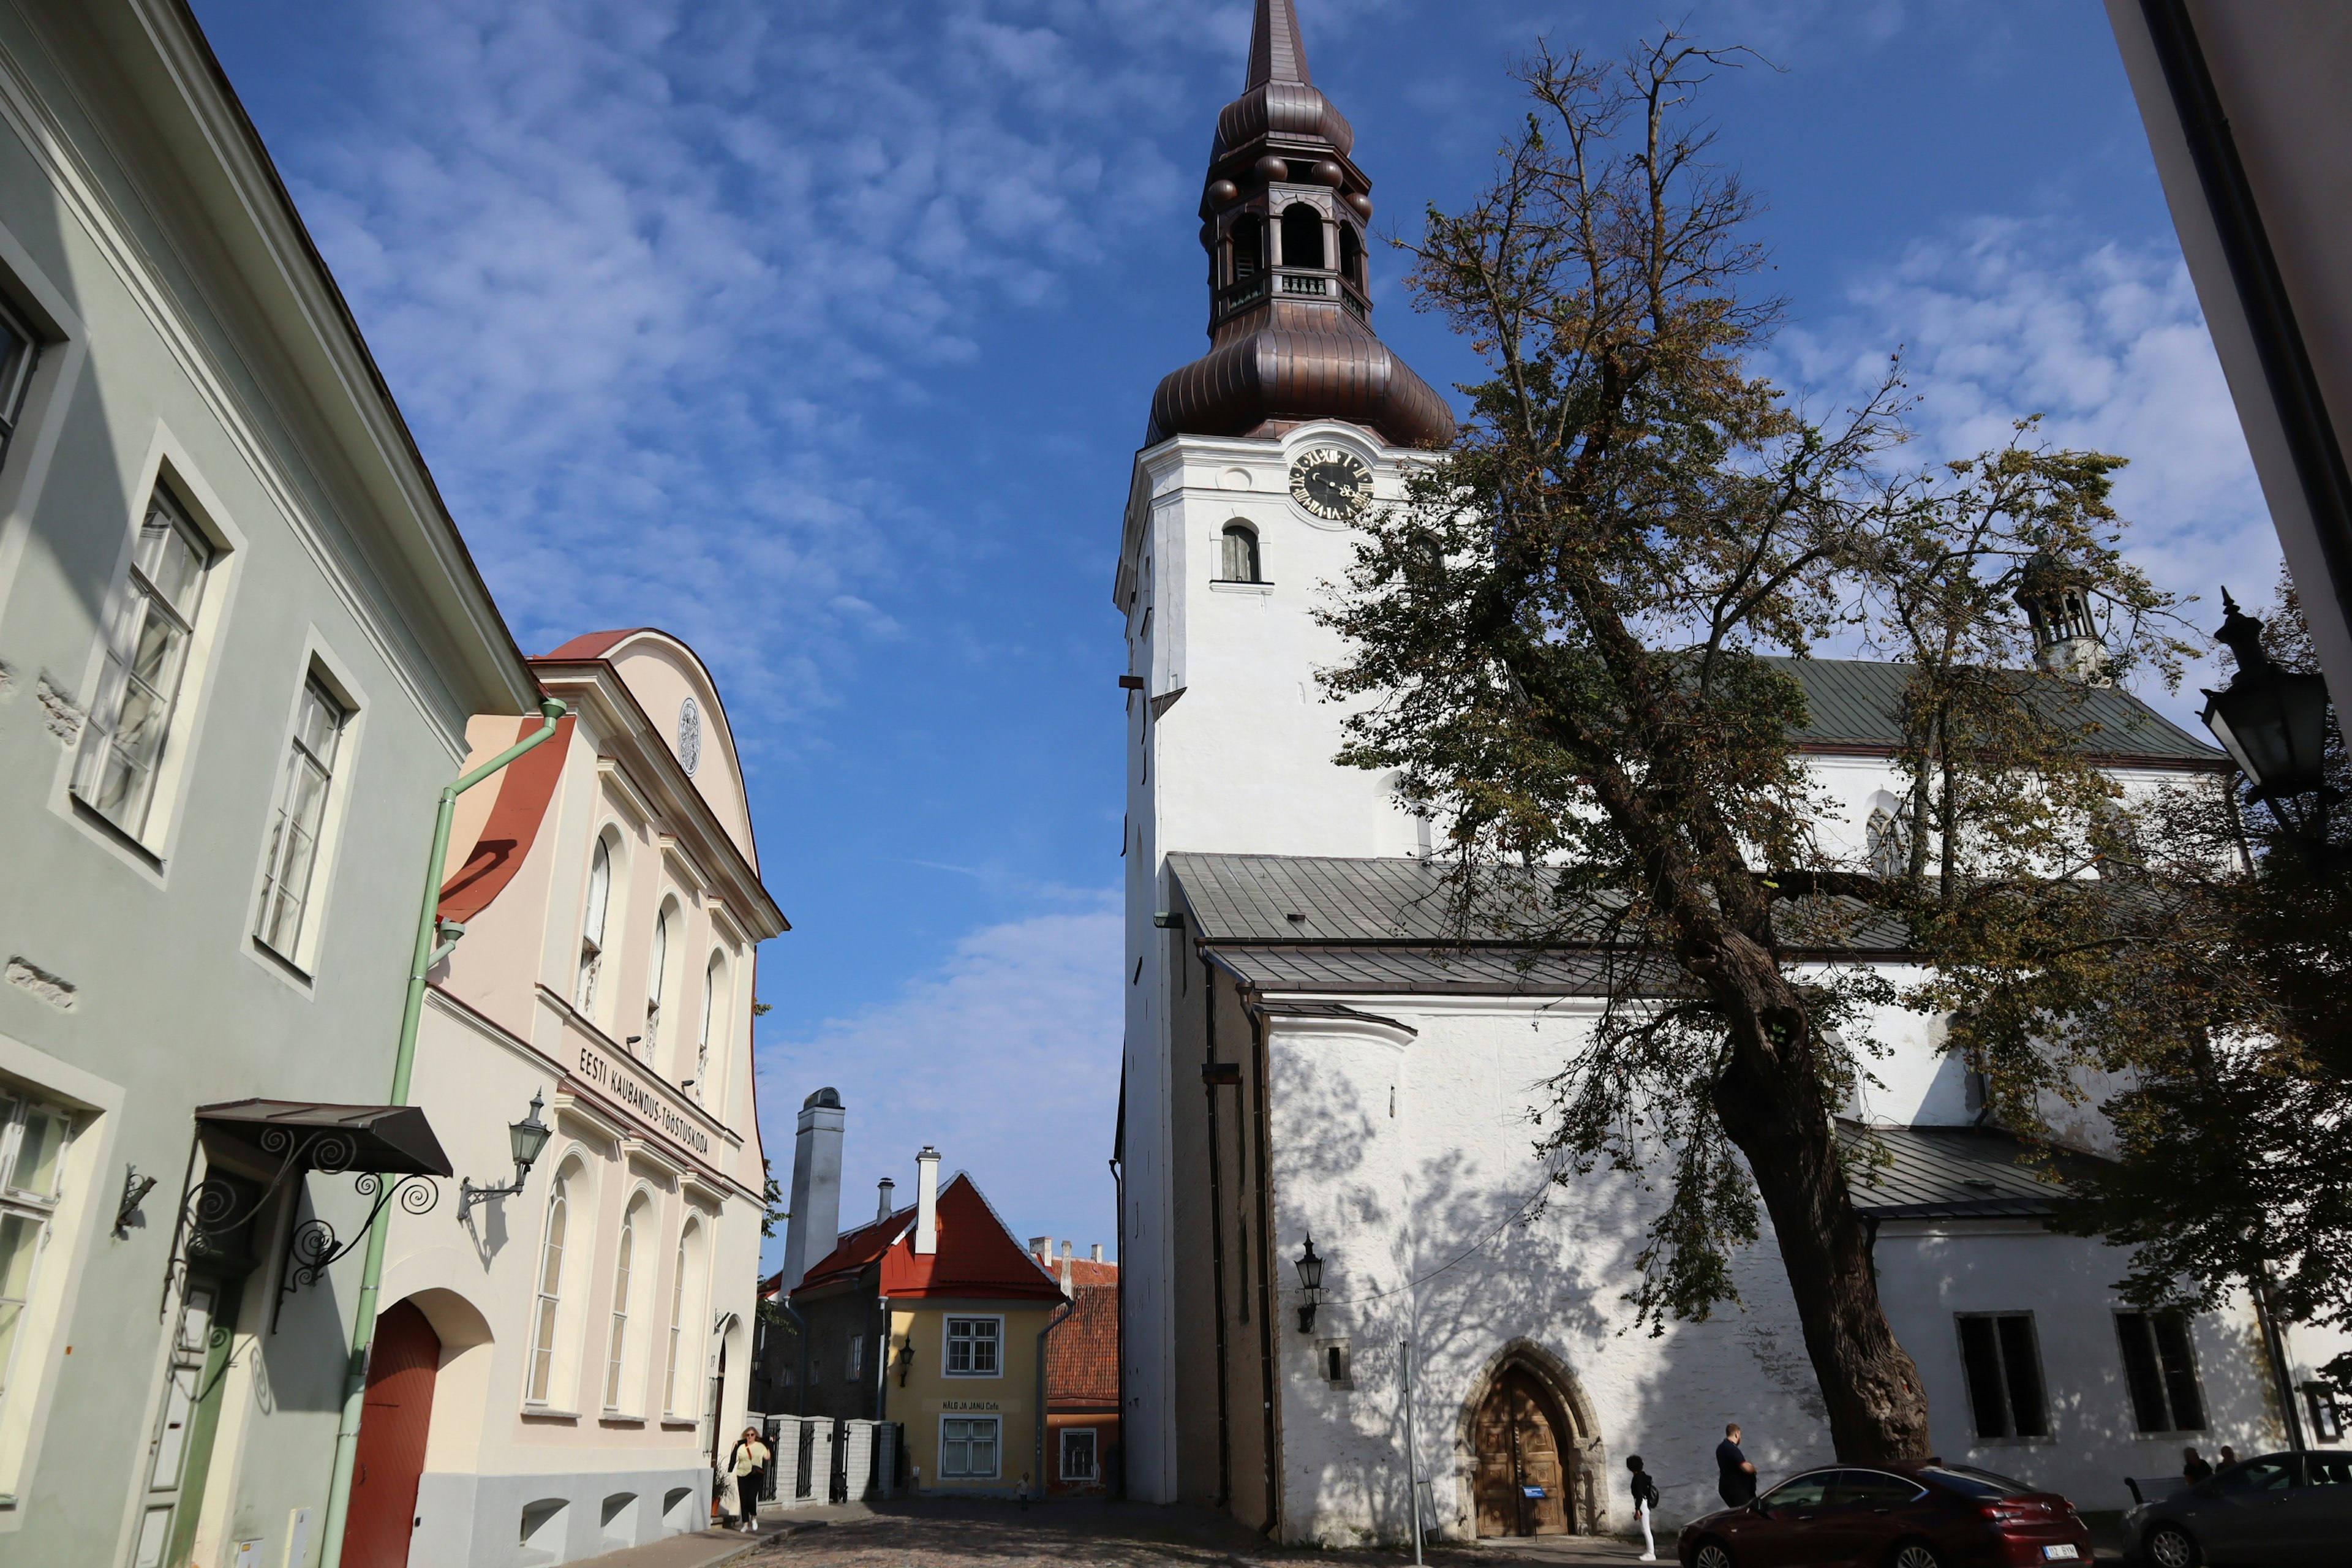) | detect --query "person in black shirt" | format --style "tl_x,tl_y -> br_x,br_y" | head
1716,1423 -> 1757,1507
2183,1447 -> 2214,1483
1627,1454 -> 1662,1560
